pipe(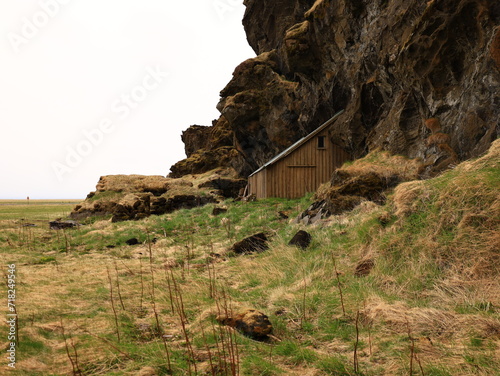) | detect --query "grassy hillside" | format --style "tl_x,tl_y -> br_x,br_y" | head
1,141 -> 499,375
